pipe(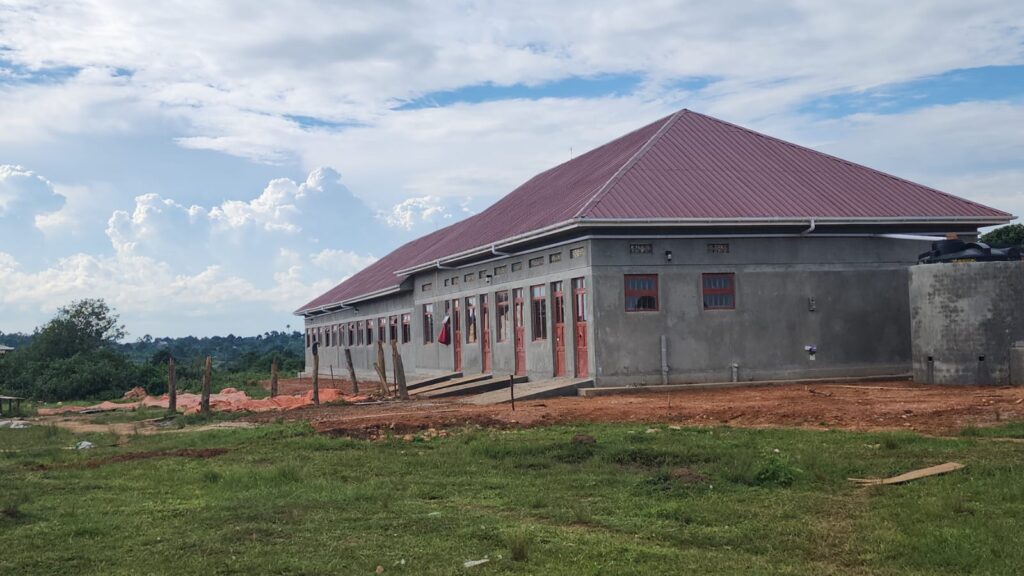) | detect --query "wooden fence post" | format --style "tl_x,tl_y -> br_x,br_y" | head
201,356 -> 212,415
312,349 -> 320,405
167,356 -> 177,415
270,357 -> 279,398
375,340 -> 390,396
391,340 -> 409,400
345,348 -> 359,395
